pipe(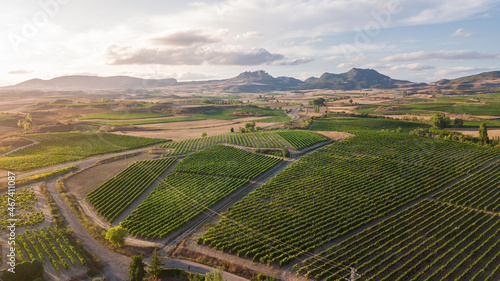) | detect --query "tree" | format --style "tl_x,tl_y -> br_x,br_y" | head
429,114 -> 451,129
148,248 -> 164,279
230,127 -> 234,133
239,127 -> 246,133
205,267 -> 225,281
479,123 -> 489,144
245,121 -> 256,132
201,132 -> 207,138
129,255 -> 146,281
282,148 -> 290,158
105,225 -> 128,247
454,118 -> 464,128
